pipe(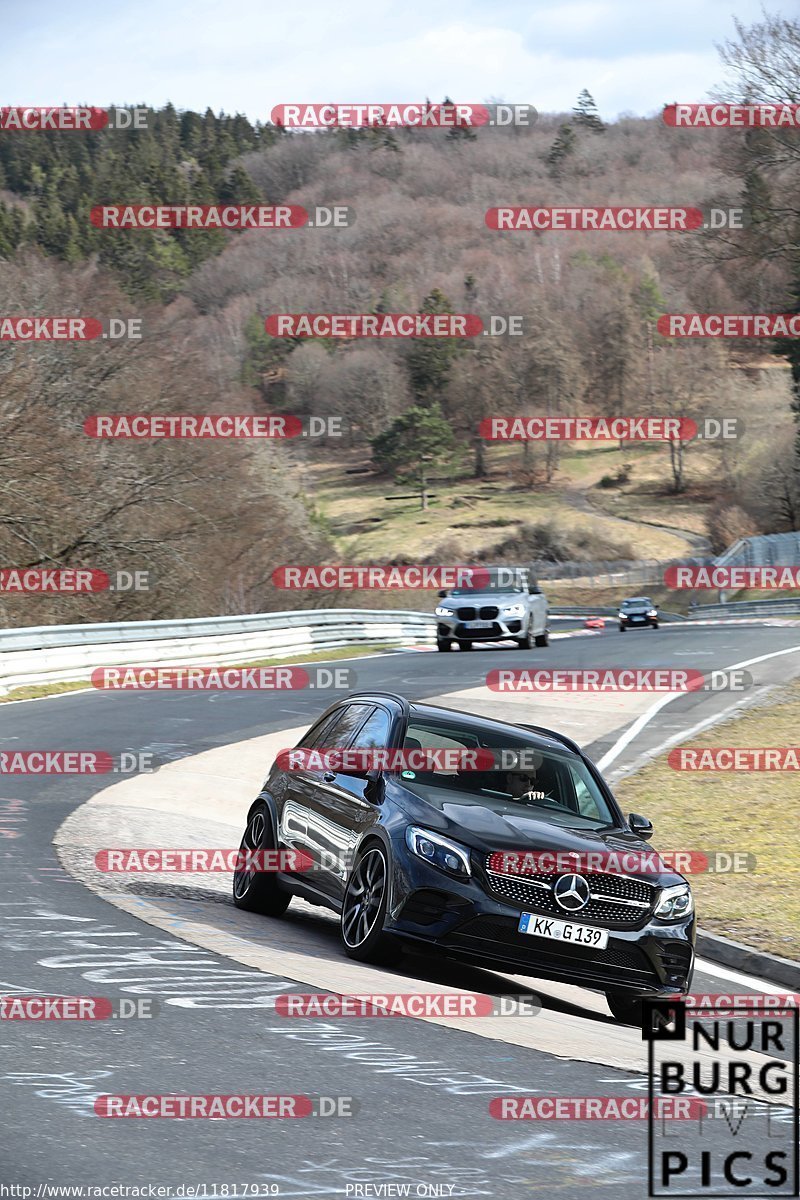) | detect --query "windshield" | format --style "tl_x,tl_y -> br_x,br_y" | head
621,597 -> 652,609
400,716 -> 617,830
449,568 -> 528,596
